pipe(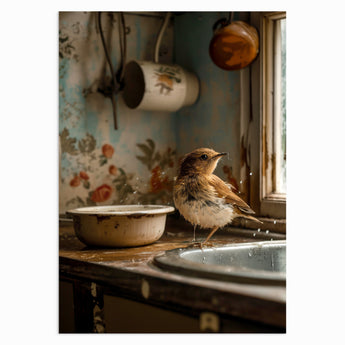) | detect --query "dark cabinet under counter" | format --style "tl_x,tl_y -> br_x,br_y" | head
59,218 -> 286,333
